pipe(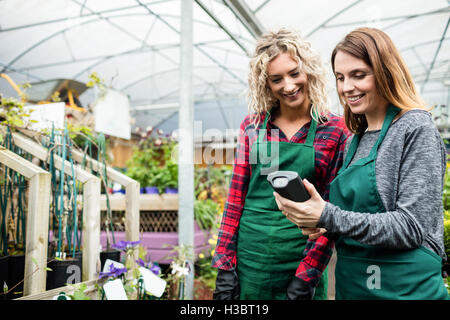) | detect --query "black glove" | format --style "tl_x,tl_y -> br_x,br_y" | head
213,269 -> 240,300
286,276 -> 315,300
